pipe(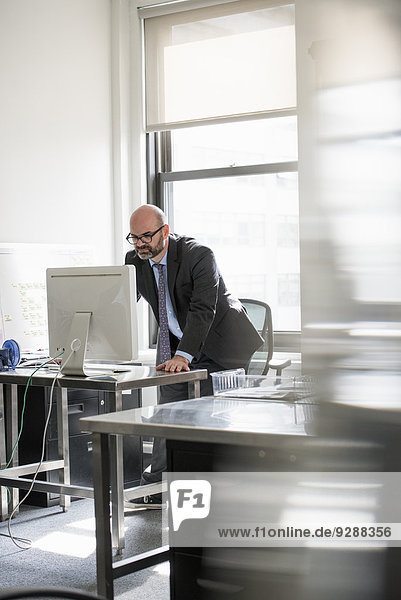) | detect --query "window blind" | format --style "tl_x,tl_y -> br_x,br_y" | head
142,1 -> 296,131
